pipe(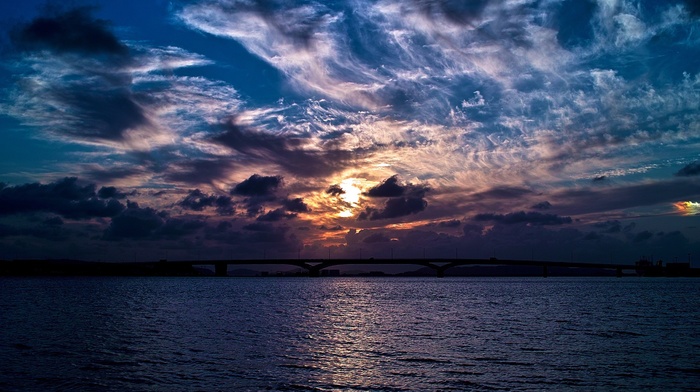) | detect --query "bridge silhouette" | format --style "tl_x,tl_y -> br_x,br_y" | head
159,258 -> 638,277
